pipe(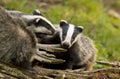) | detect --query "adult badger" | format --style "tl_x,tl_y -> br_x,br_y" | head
39,20 -> 97,70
